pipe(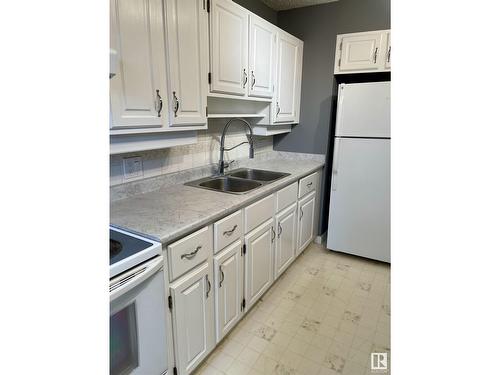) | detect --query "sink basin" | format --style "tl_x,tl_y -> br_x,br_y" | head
185,168 -> 290,194
228,168 -> 290,182
191,176 -> 262,194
